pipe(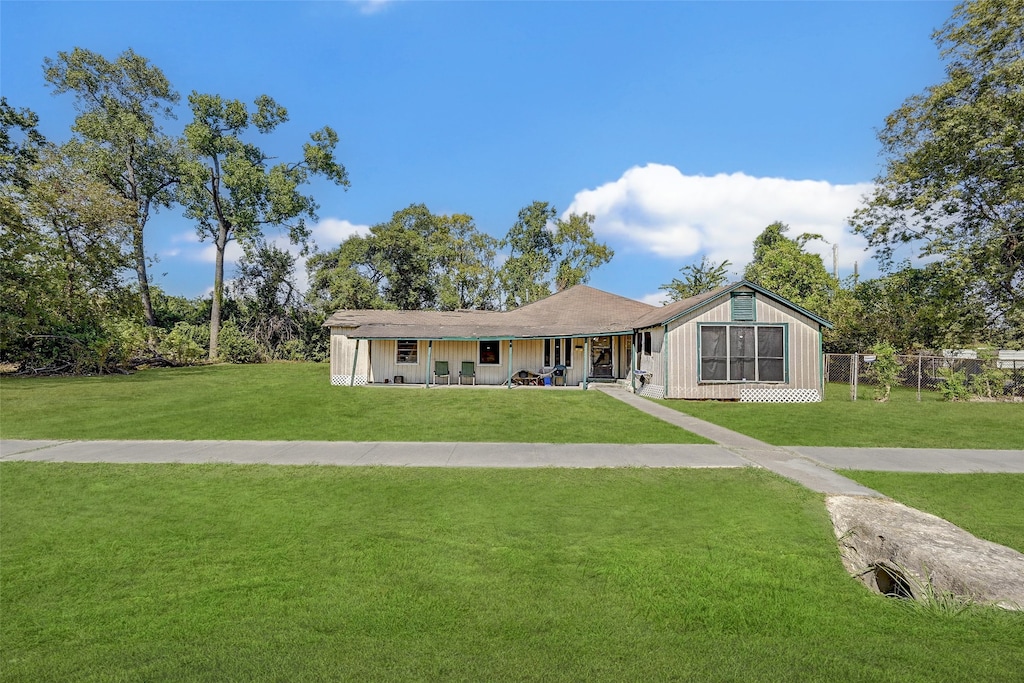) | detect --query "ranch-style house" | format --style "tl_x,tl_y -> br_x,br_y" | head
324,280 -> 833,401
